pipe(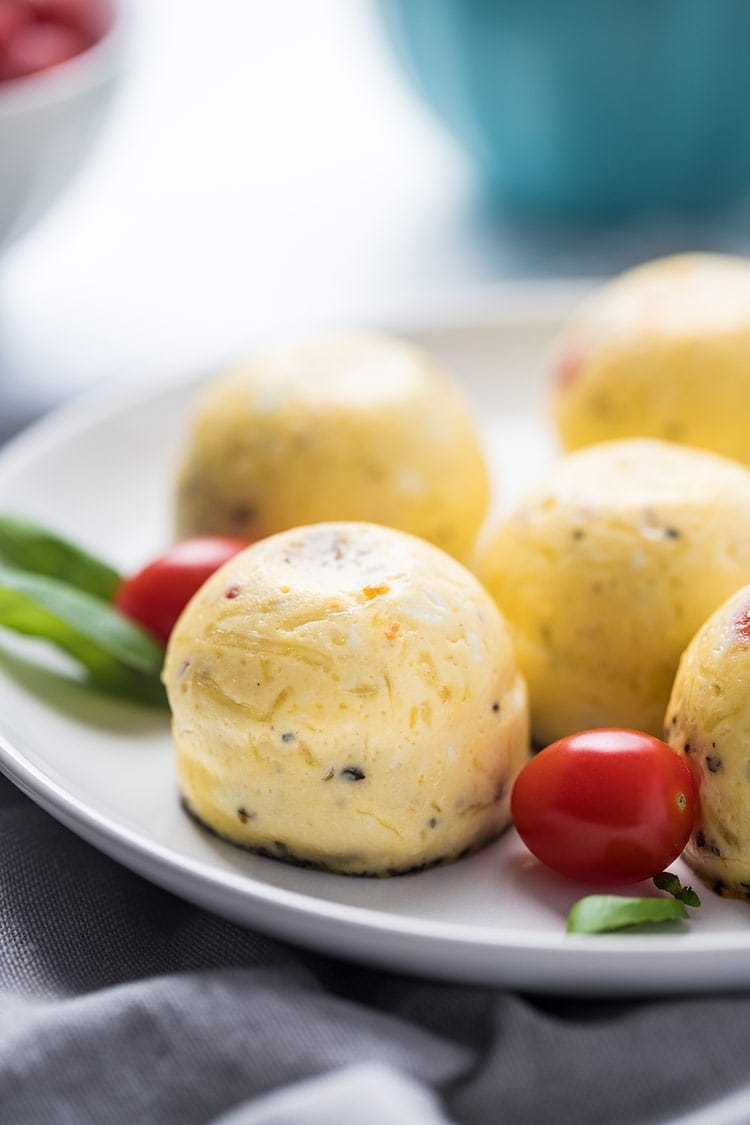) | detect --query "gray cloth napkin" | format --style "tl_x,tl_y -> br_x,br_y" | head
2,772 -> 750,1125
